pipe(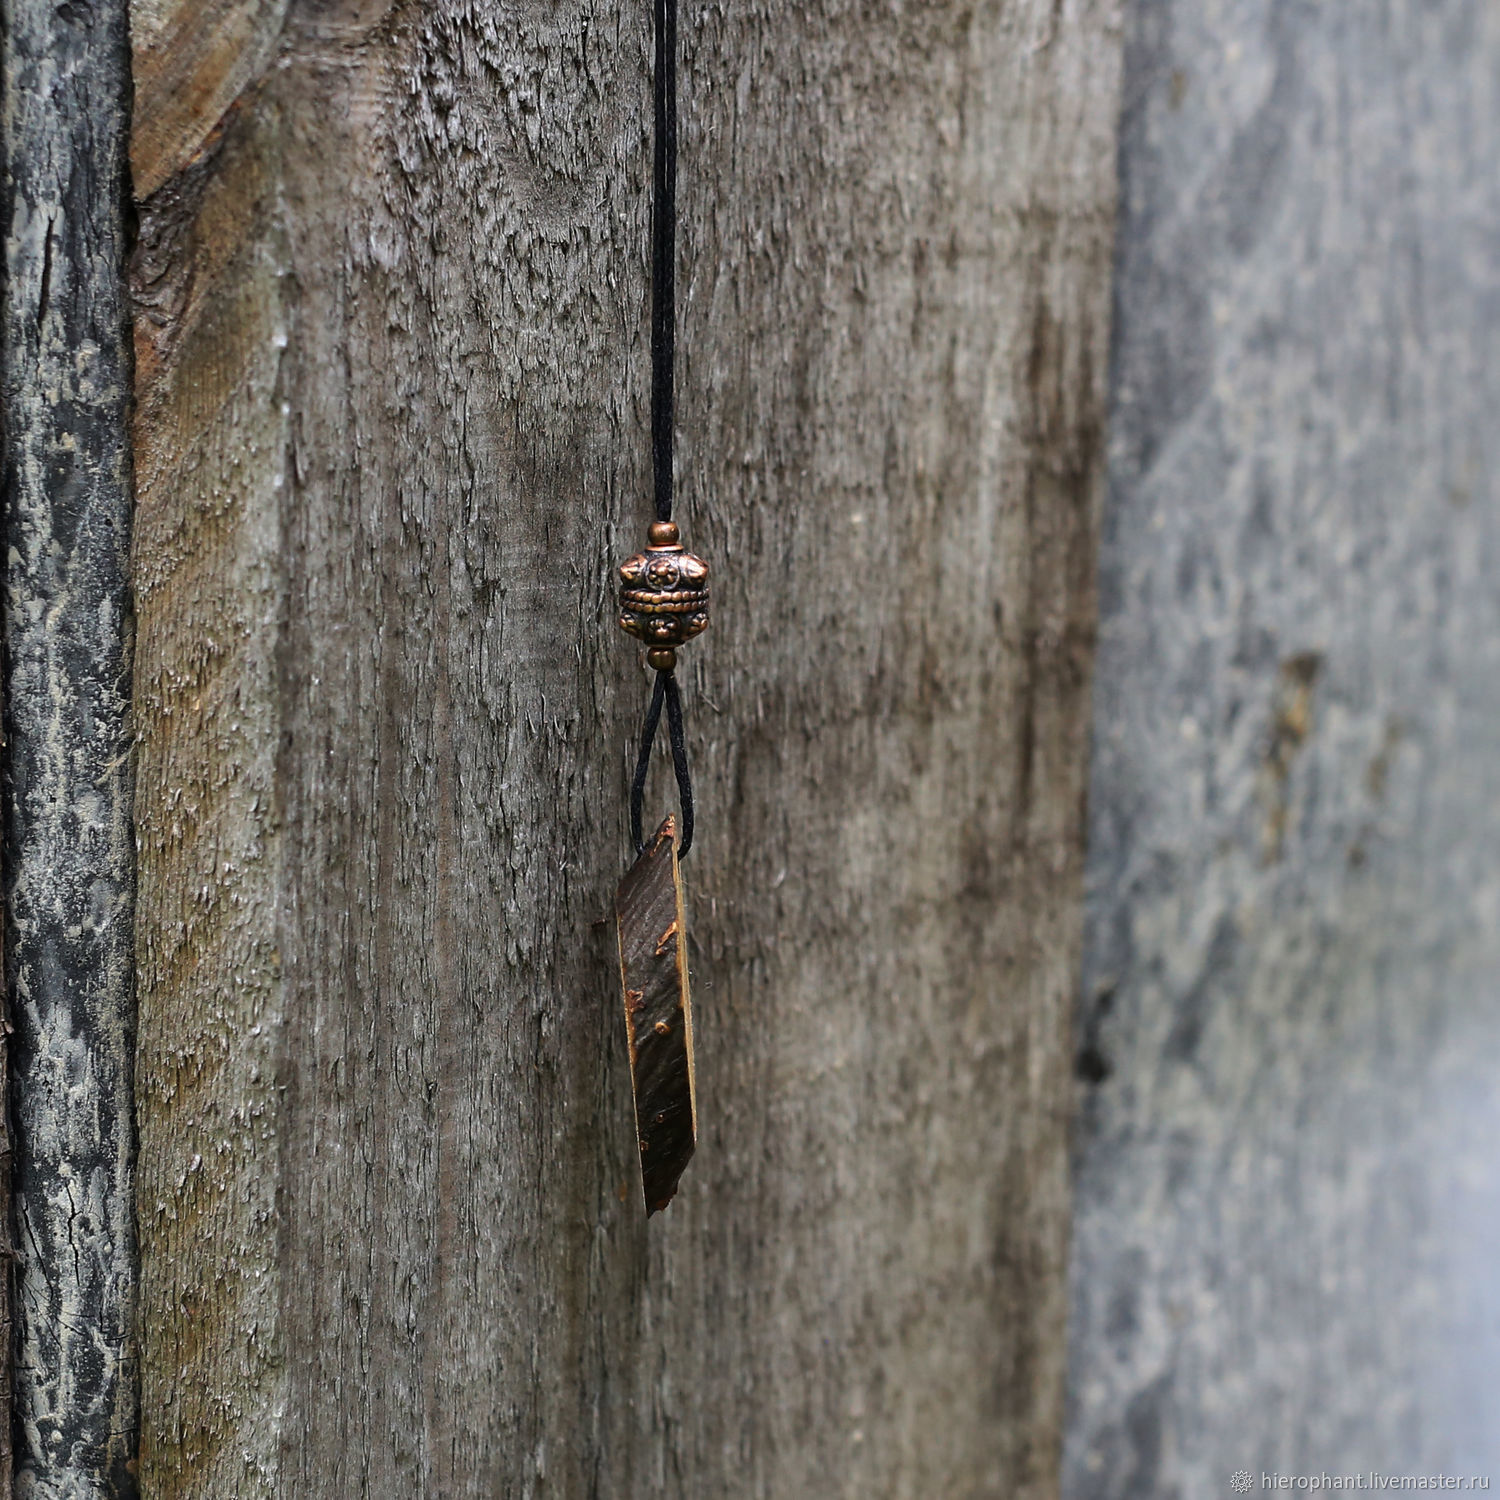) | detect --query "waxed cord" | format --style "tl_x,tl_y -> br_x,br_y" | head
630,669 -> 694,857
632,0 -> 695,860
651,0 -> 676,525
